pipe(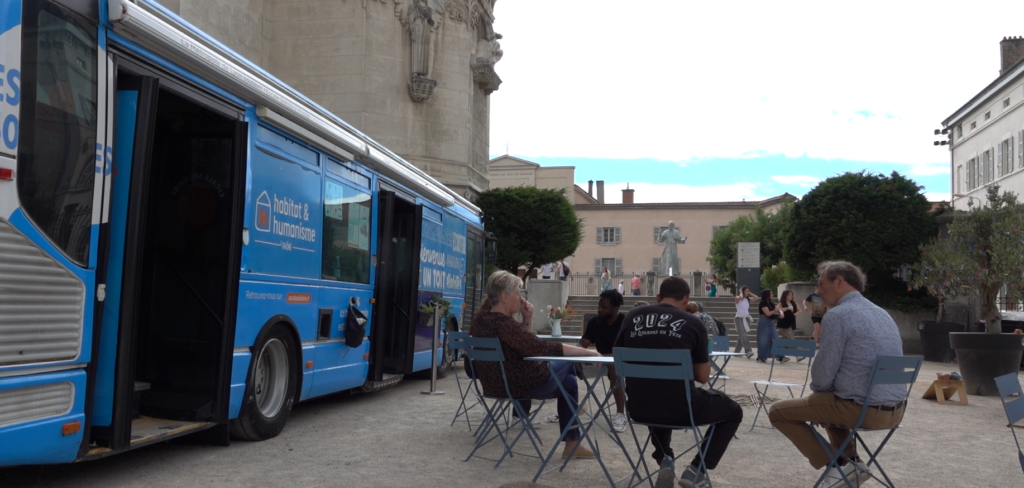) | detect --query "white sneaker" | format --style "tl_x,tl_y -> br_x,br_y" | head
822,463 -> 859,488
546,414 -> 559,423
612,413 -> 627,432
